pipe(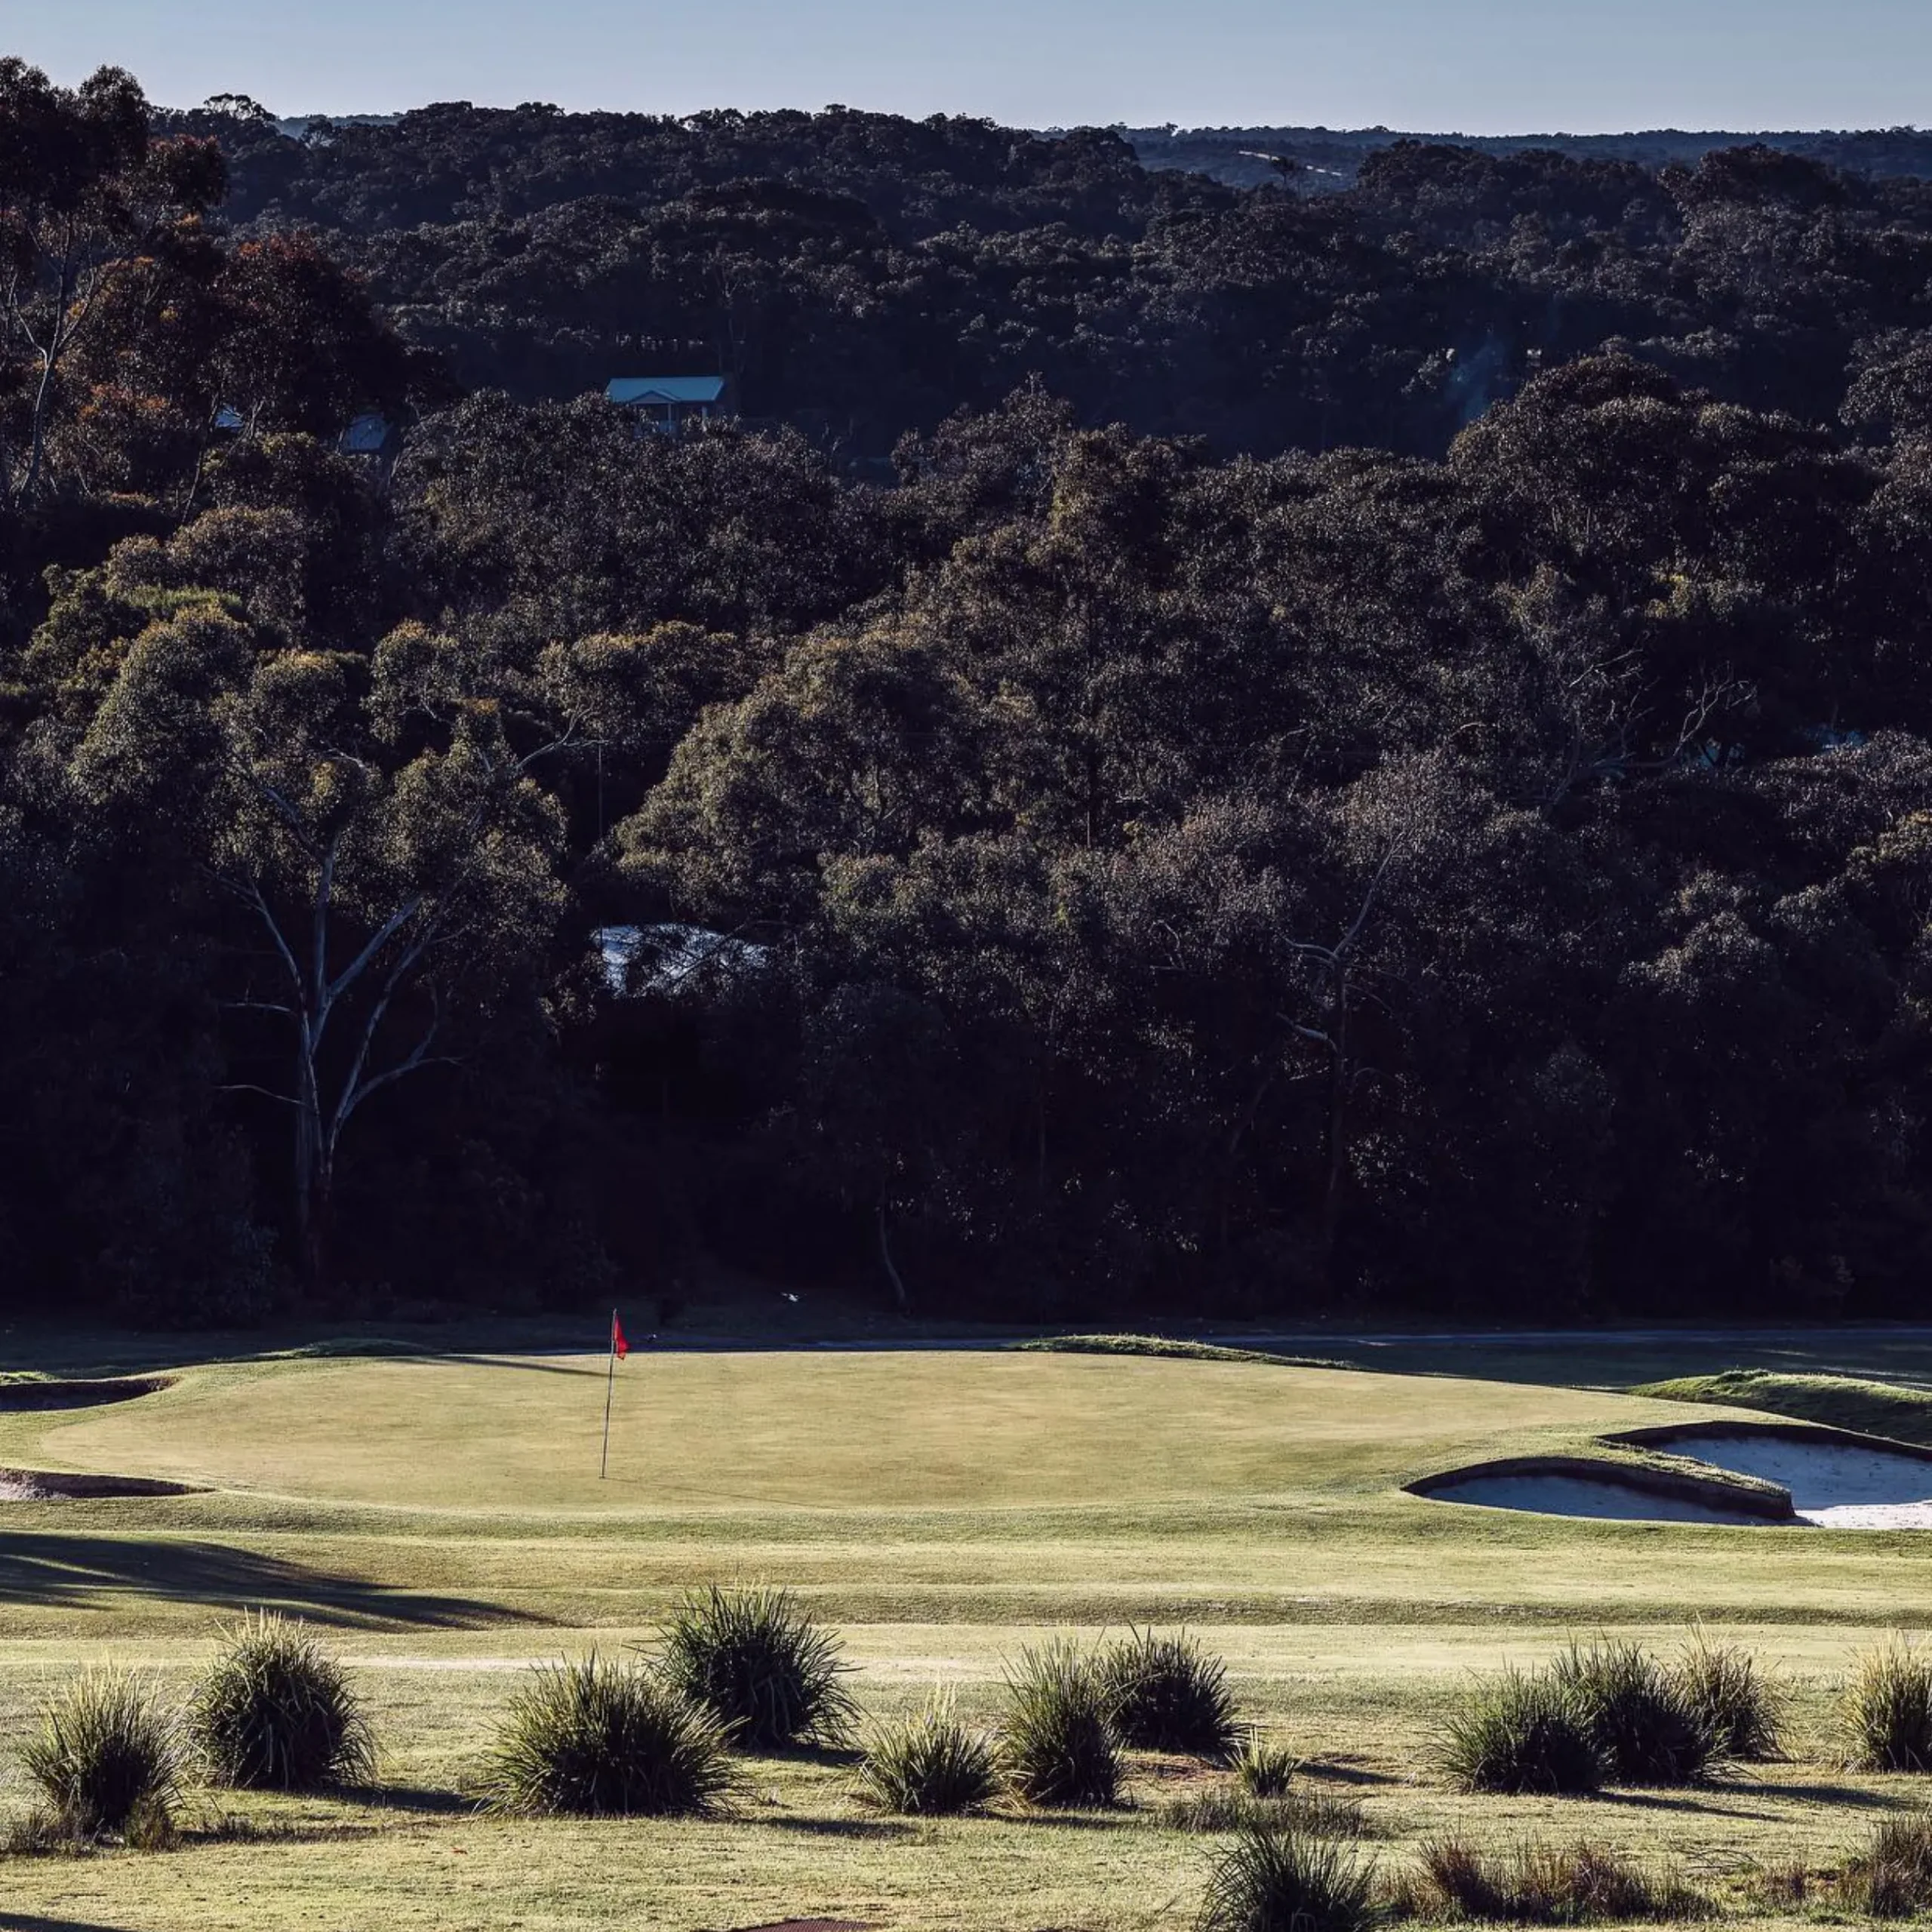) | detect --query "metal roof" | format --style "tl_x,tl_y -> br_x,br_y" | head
339,412 -> 393,453
605,376 -> 727,407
